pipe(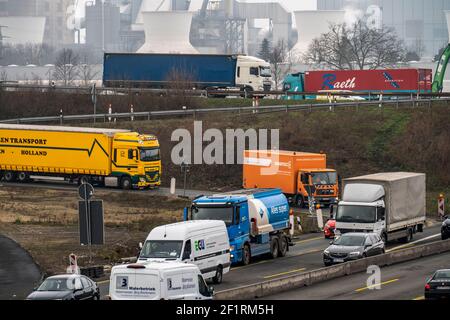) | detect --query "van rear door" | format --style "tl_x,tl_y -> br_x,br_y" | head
112,266 -> 160,300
